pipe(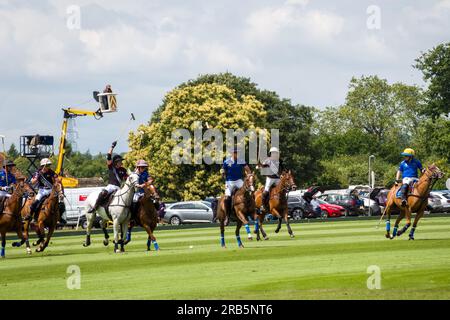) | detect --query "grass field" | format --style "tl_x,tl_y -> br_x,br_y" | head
1,216 -> 450,300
